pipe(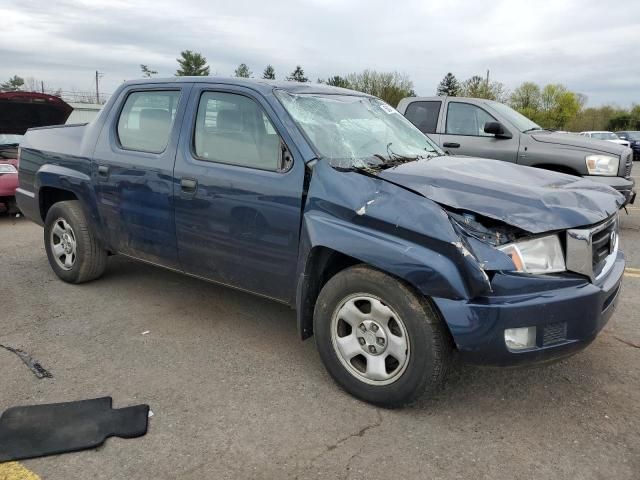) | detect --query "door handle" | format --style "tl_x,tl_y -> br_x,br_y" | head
443,142 -> 460,148
180,178 -> 198,193
97,165 -> 110,178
